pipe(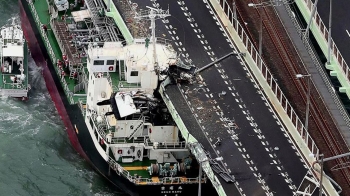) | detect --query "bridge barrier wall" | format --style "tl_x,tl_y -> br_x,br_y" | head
295,0 -> 350,98
159,79 -> 228,196
207,0 -> 338,195
103,0 -> 134,44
